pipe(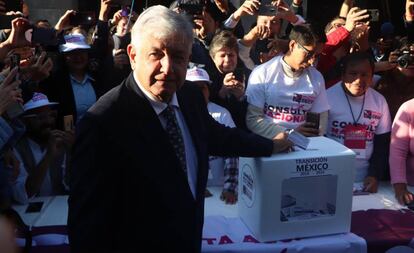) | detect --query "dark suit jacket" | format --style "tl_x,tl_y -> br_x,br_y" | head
67,73 -> 273,253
